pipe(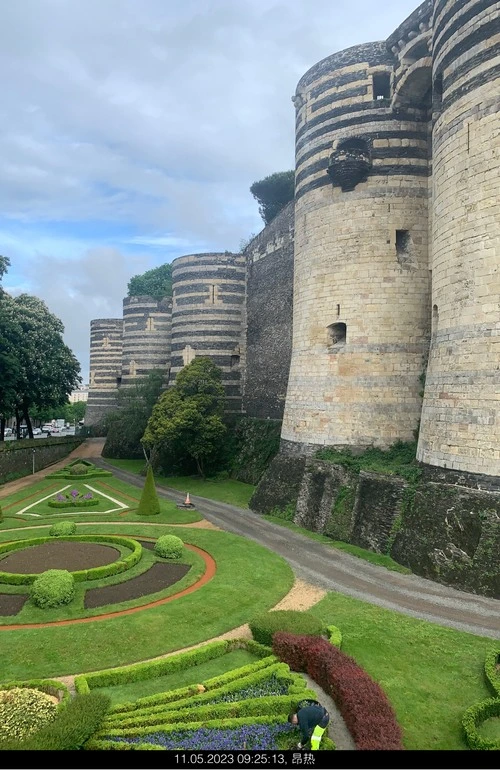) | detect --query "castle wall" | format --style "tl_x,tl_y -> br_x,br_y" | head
281,41 -> 432,452
243,201 -> 294,419
170,252 -> 246,413
417,0 -> 500,476
86,318 -> 123,426
121,295 -> 172,387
